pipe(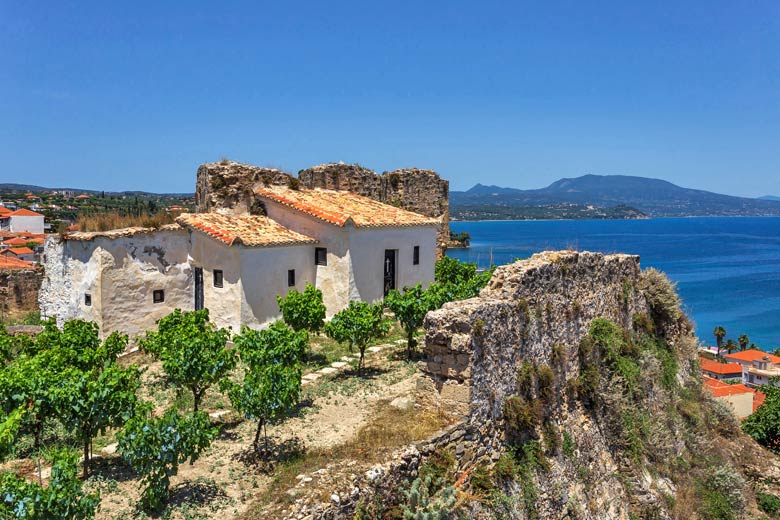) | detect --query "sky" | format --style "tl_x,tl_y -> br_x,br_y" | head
1,1 -> 778,195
